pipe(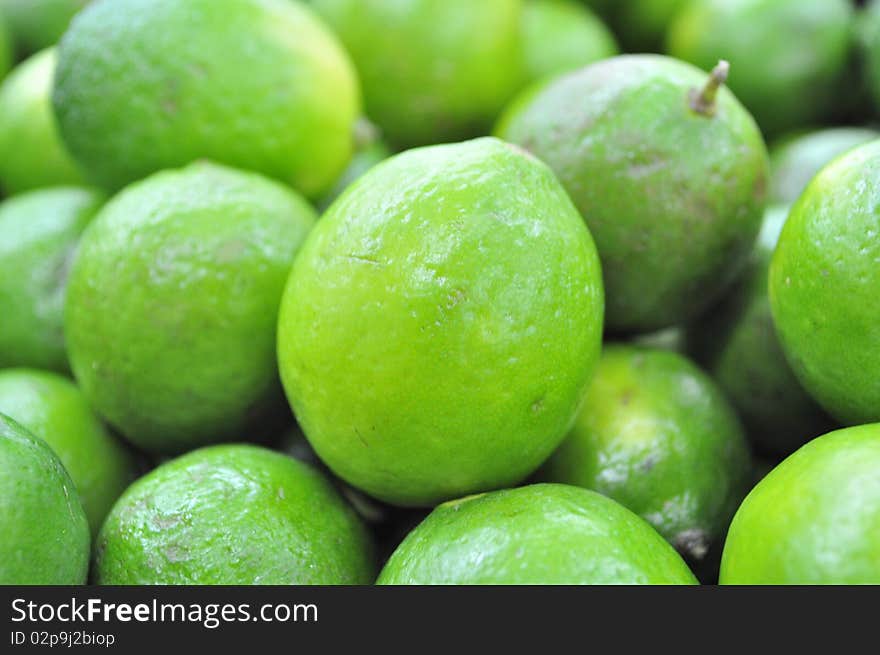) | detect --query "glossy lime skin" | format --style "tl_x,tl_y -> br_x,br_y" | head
53,0 -> 359,197
521,0 -> 617,85
65,162 -> 317,454
0,412 -> 90,584
0,48 -> 84,195
378,484 -> 697,584
543,346 -> 751,560
0,0 -> 86,55
770,140 -> 880,425
278,138 -> 604,506
95,444 -> 375,585
687,206 -> 835,456
0,12 -> 11,80
497,55 -> 768,333
0,186 -> 103,372
311,0 -> 523,148
721,424 -> 880,584
668,0 -> 853,137
0,369 -> 135,536
769,128 -> 880,205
